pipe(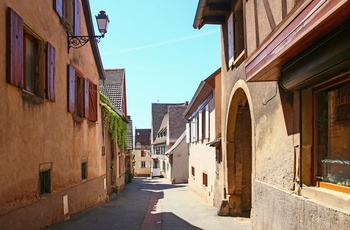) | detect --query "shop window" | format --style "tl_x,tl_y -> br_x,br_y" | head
7,8 -> 56,101
314,78 -> 350,189
67,65 -> 98,121
54,0 -> 80,36
227,1 -> 244,68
